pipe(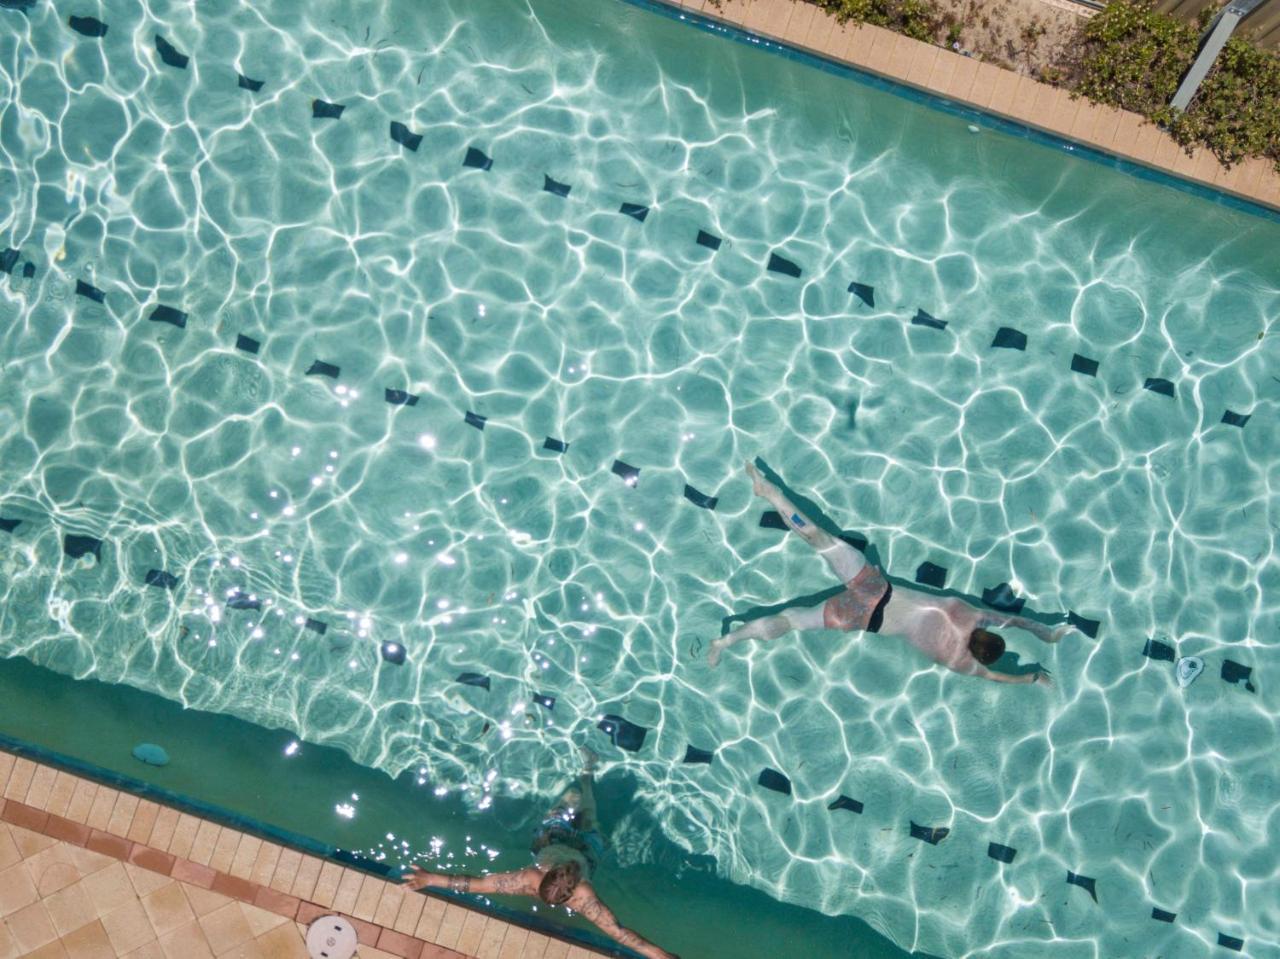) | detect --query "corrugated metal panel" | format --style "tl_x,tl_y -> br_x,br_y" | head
1152,0 -> 1280,49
